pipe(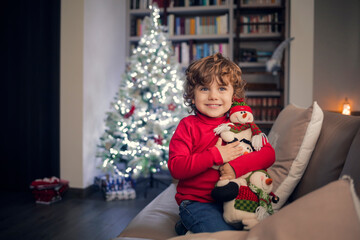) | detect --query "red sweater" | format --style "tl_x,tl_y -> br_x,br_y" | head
168,113 -> 275,205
